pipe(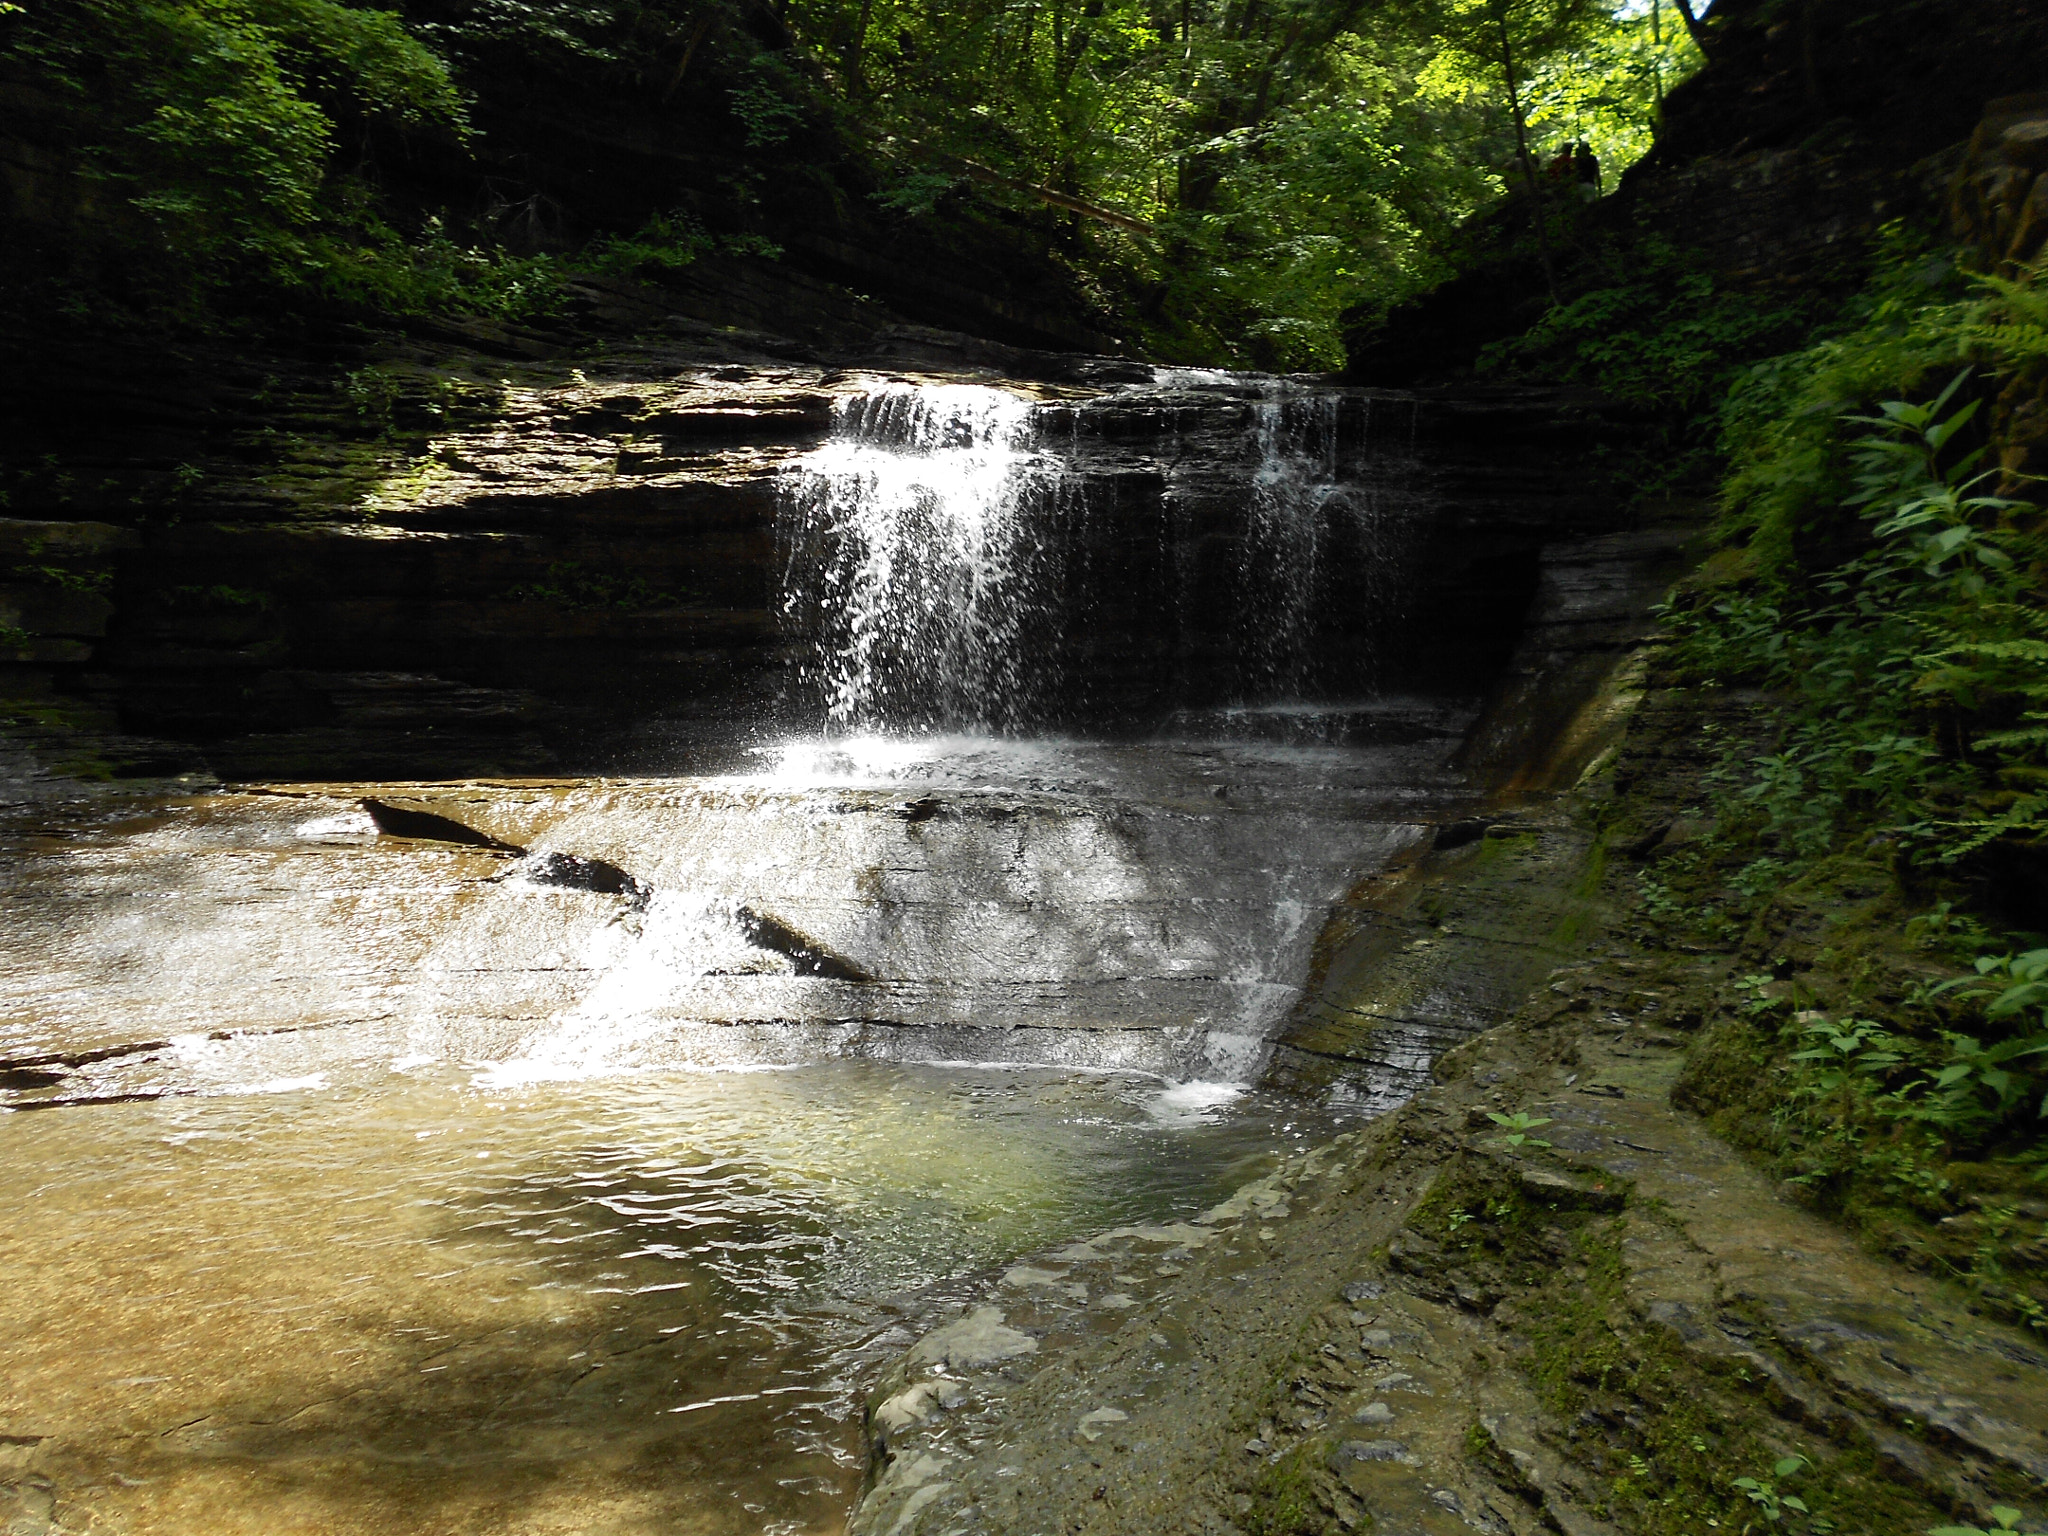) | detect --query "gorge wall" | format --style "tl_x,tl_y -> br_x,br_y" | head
1,300 -> 1634,784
